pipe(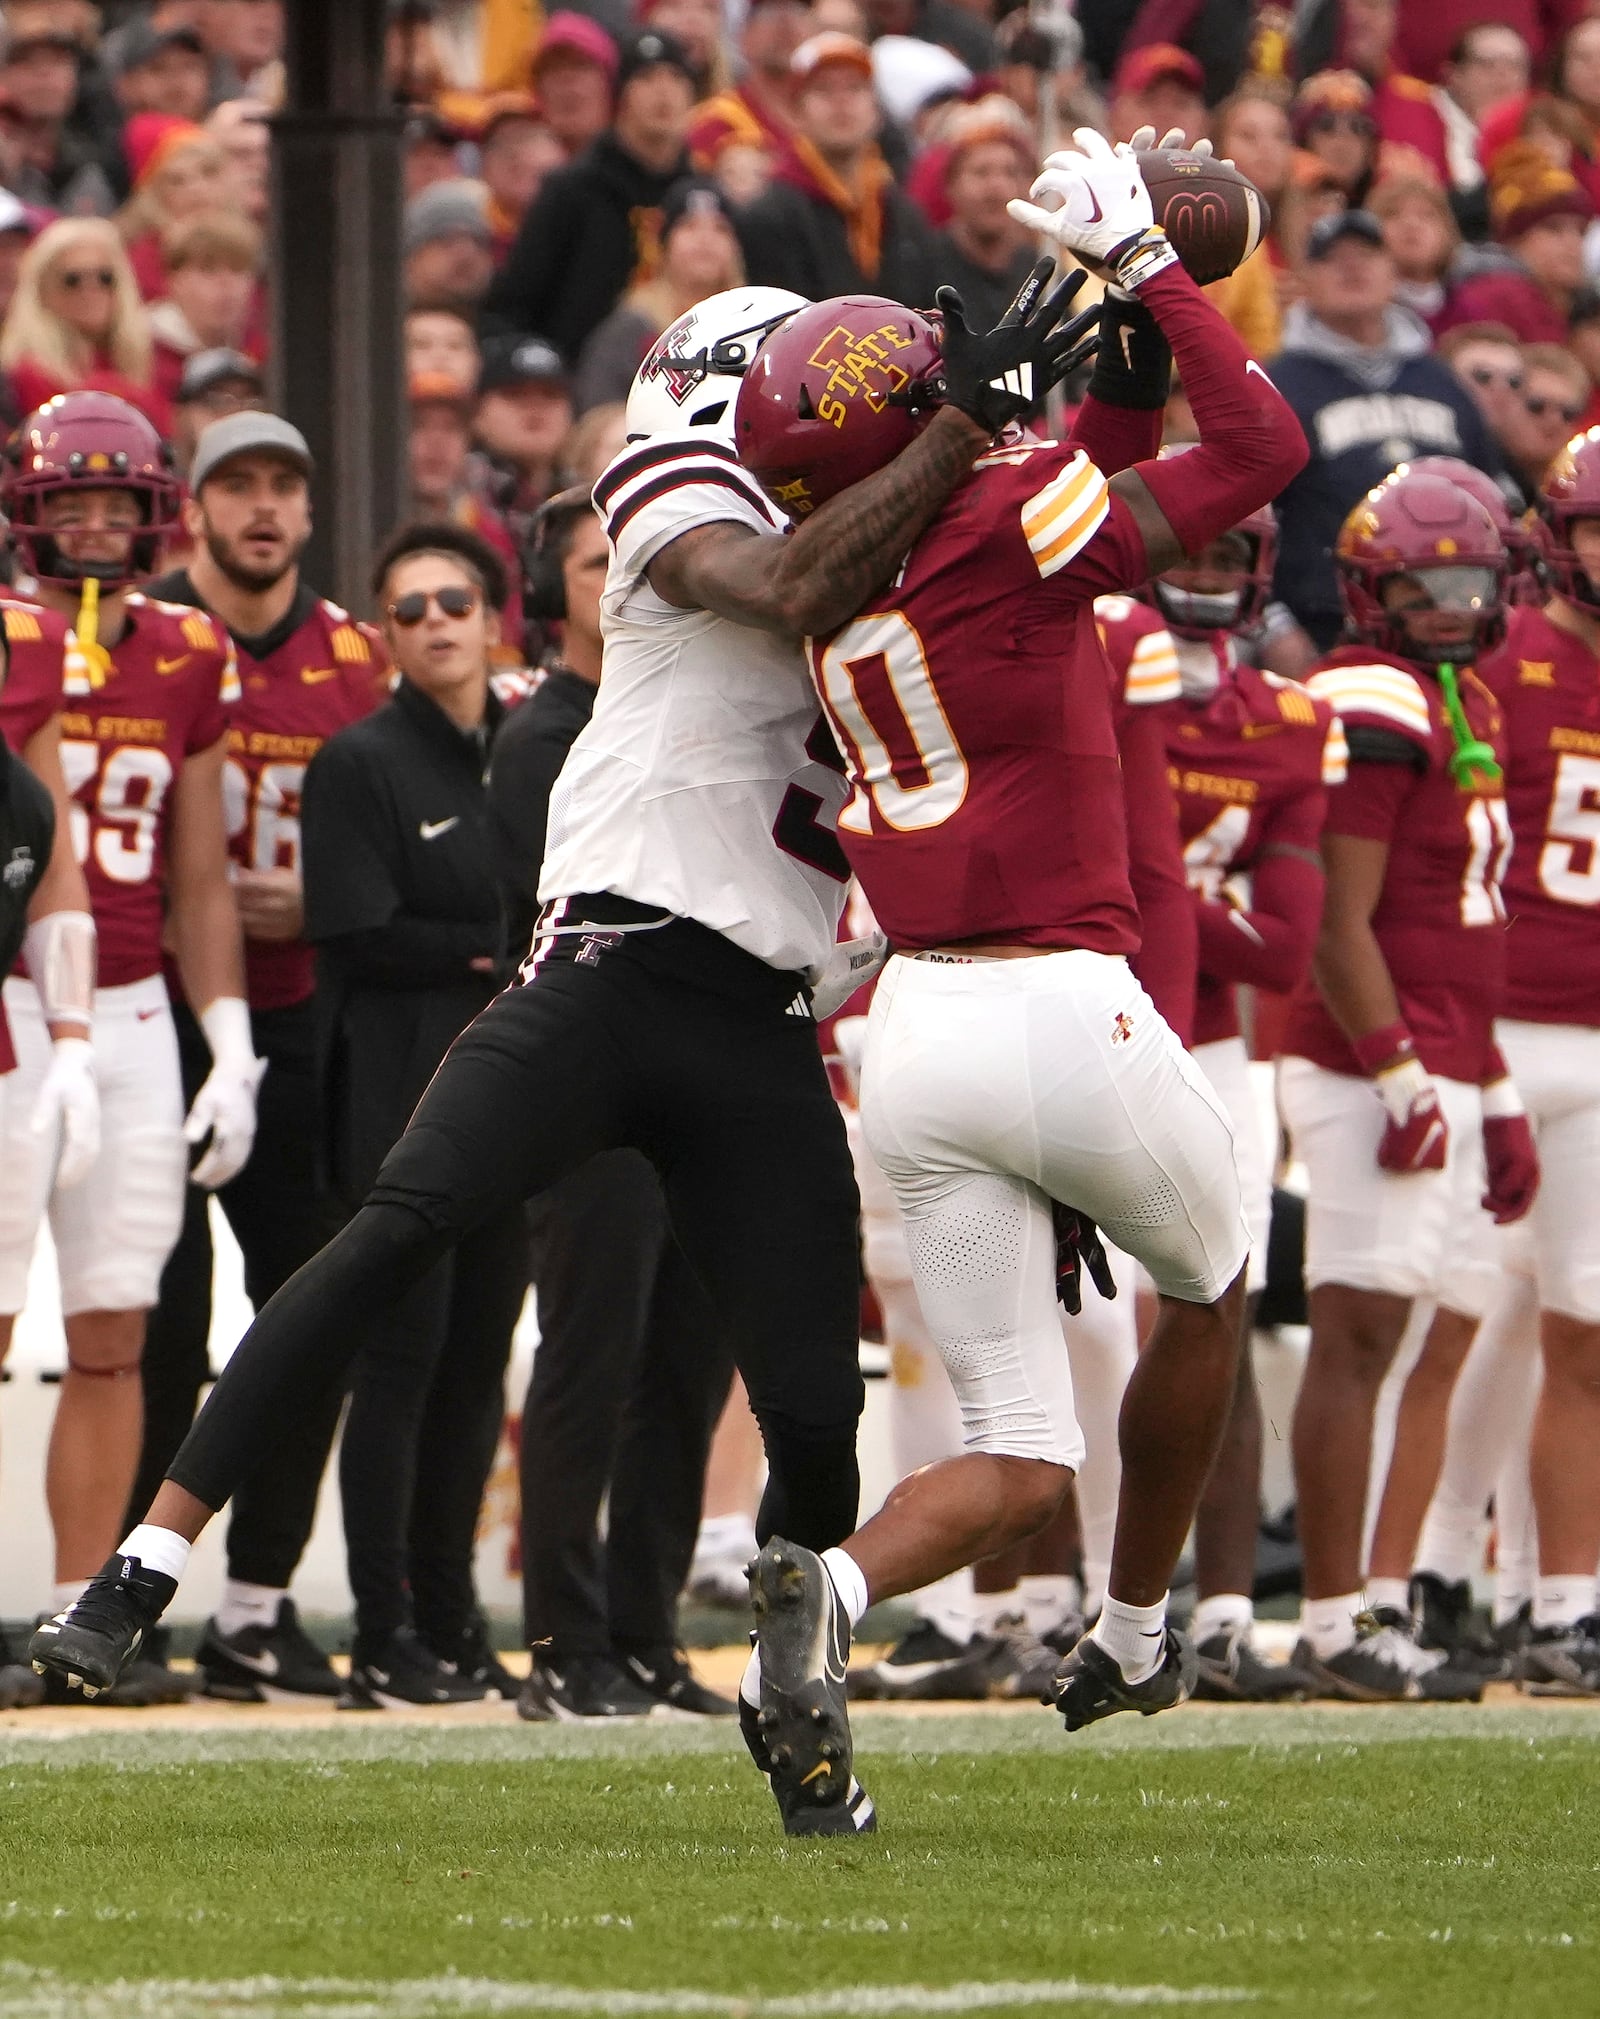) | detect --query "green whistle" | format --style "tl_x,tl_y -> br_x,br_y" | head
1436,662 -> 1502,790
